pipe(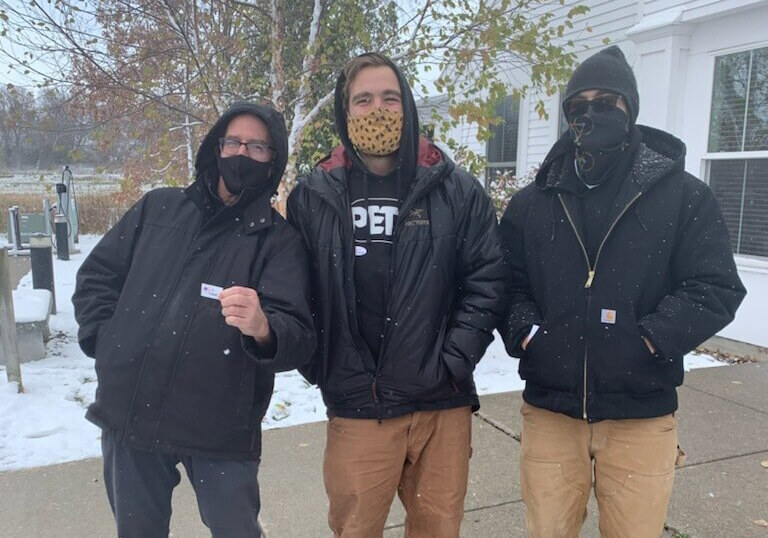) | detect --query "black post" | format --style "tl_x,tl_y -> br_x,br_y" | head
54,214 -> 69,261
29,233 -> 56,314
